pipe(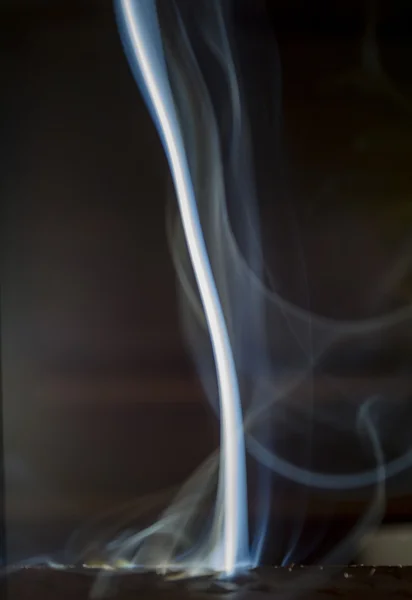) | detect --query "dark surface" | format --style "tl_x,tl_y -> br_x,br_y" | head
7,566 -> 412,600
